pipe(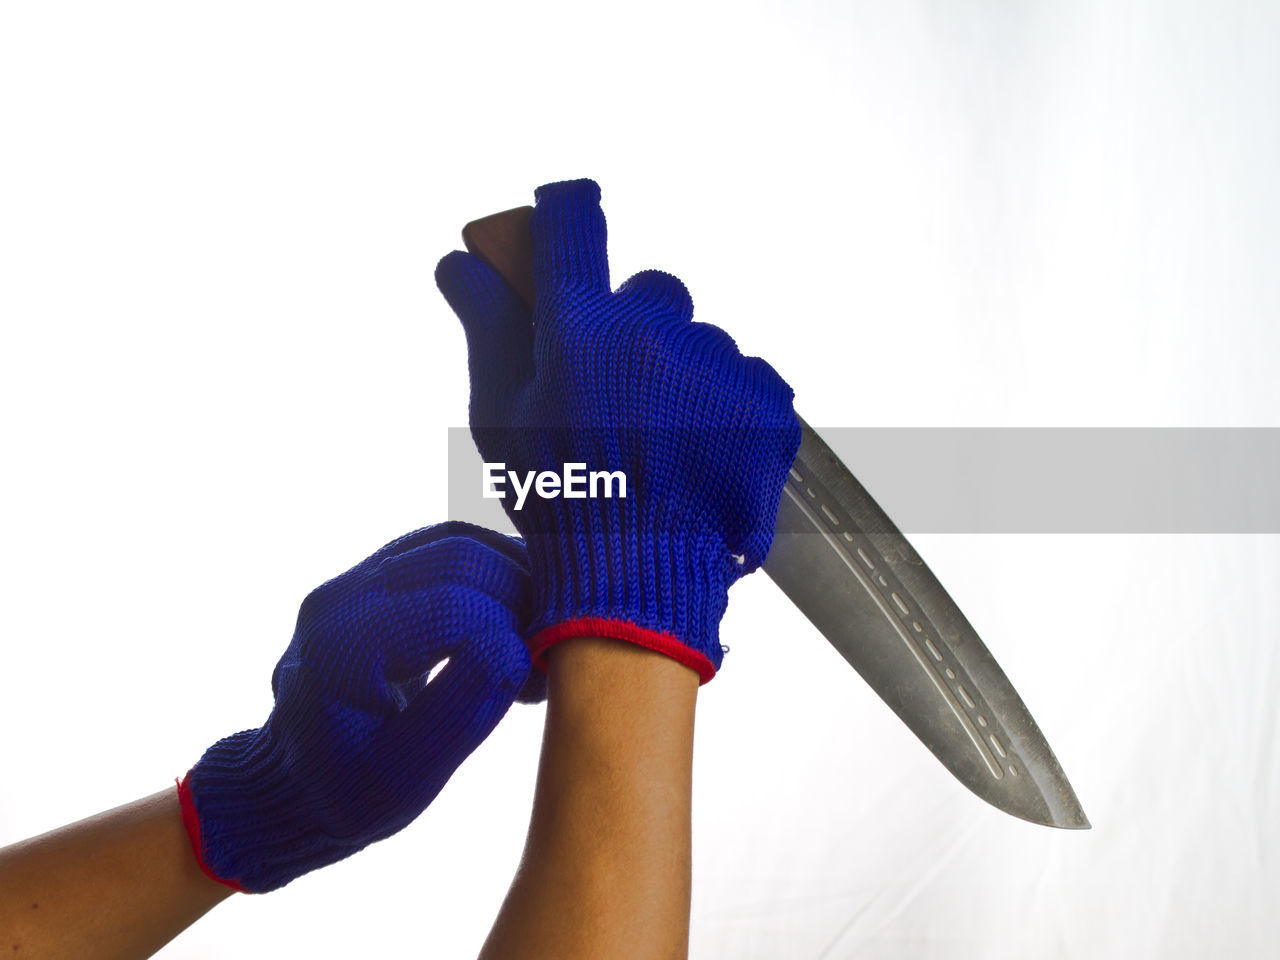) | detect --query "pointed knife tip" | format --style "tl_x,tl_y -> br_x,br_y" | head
1046,805 -> 1091,830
